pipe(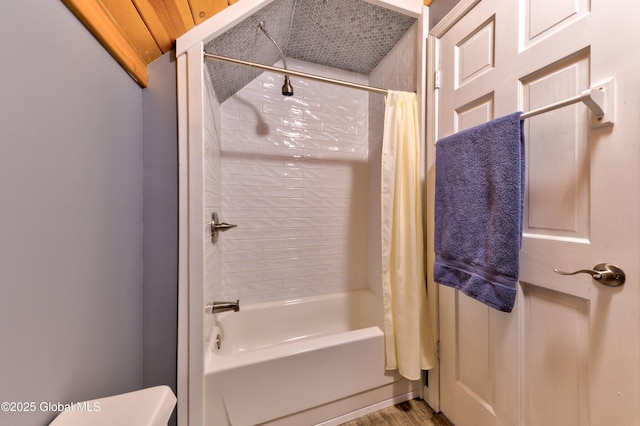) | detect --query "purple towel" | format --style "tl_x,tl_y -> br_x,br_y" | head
434,112 -> 525,312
